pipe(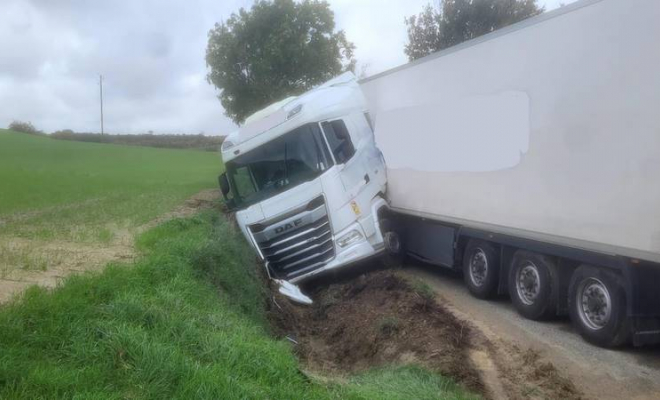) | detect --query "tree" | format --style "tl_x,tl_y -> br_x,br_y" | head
206,0 -> 356,124
8,120 -> 43,135
404,0 -> 543,61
